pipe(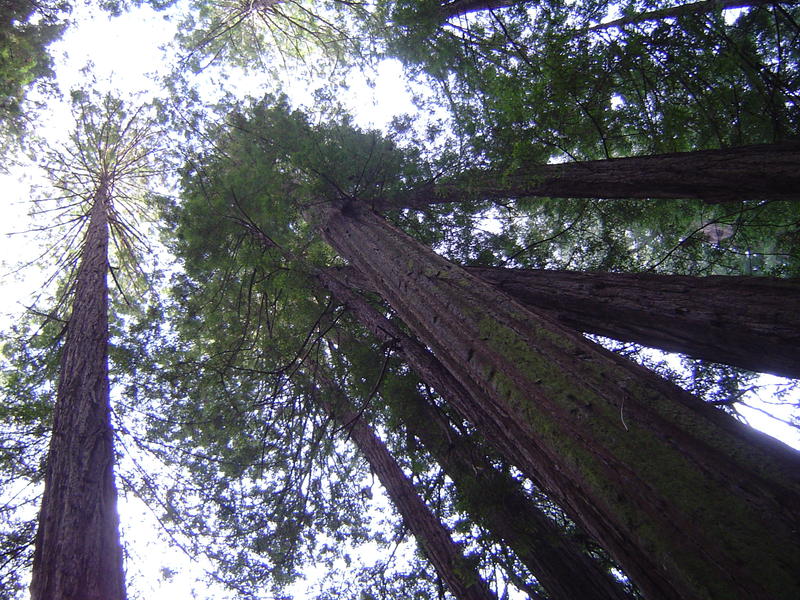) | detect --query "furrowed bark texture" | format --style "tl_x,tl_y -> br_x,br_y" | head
588,0 -> 790,31
316,204 -> 800,600
30,187 -> 126,600
380,142 -> 800,209
320,269 -> 633,600
441,0 -> 516,19
394,388 -> 633,600
465,267 -> 800,378
315,376 -> 496,600
328,265 -> 800,378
